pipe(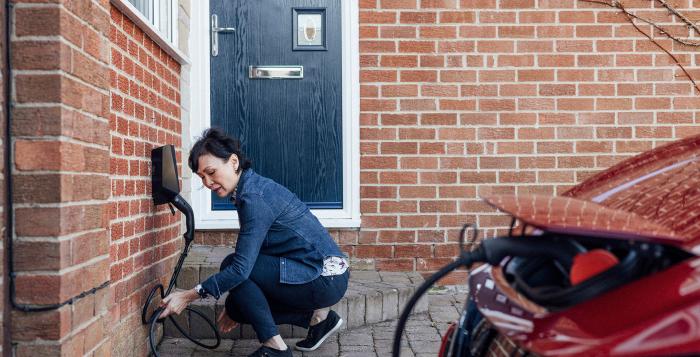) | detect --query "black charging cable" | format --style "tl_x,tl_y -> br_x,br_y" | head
142,195 -> 221,356
392,243 -> 486,357
392,226 -> 582,357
